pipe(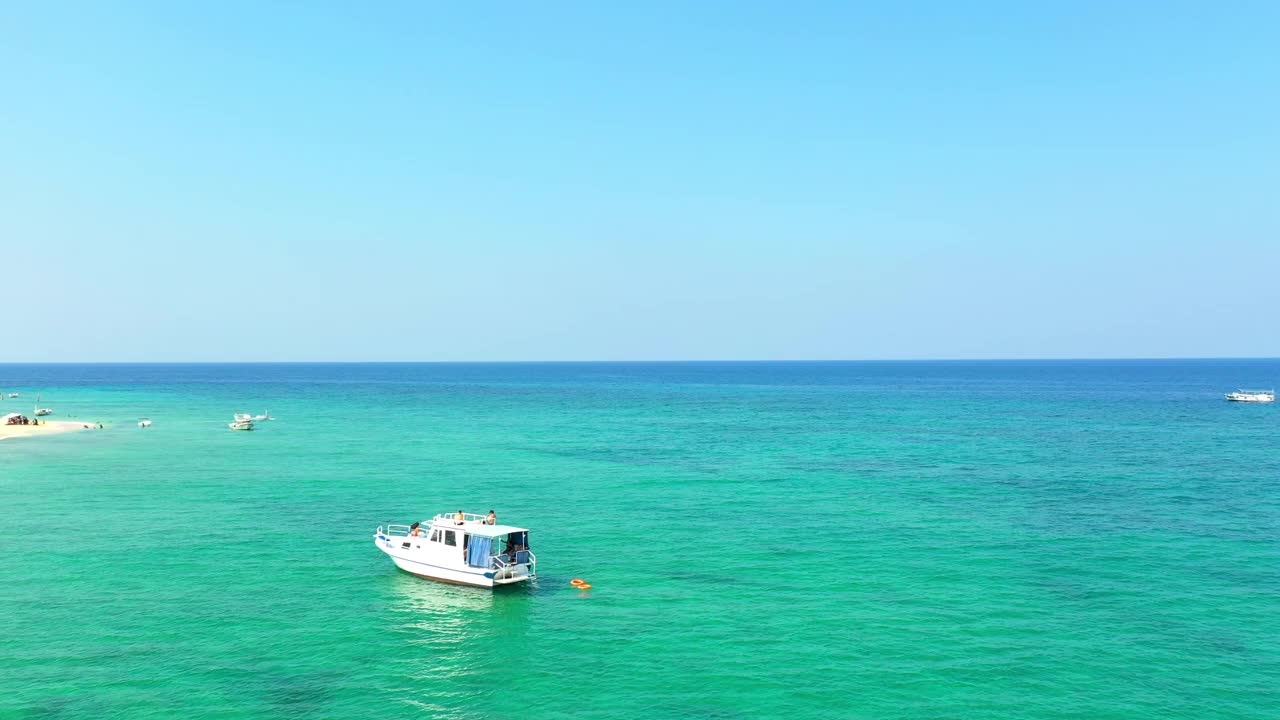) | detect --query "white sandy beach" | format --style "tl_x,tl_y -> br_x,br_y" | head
0,420 -> 99,441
